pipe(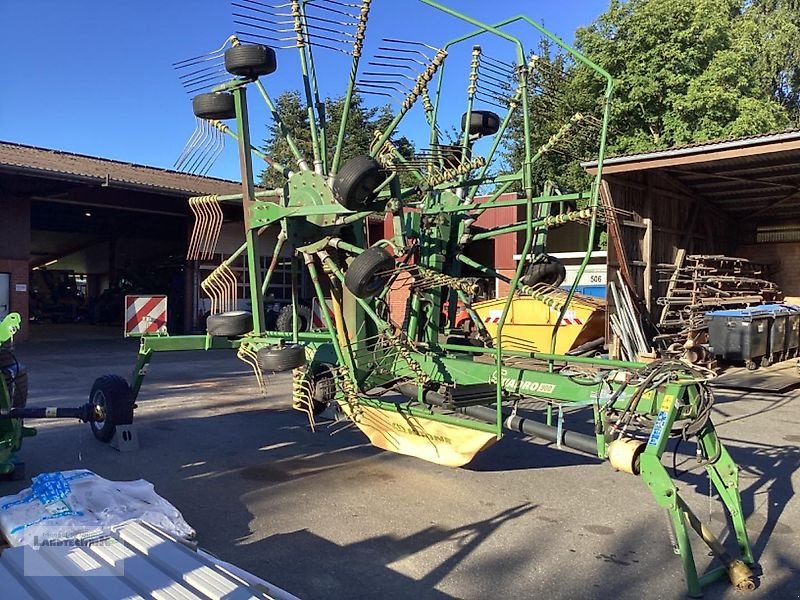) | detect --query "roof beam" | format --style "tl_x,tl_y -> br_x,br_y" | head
746,188 -> 800,219
666,168 -> 796,190
591,138 -> 800,174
